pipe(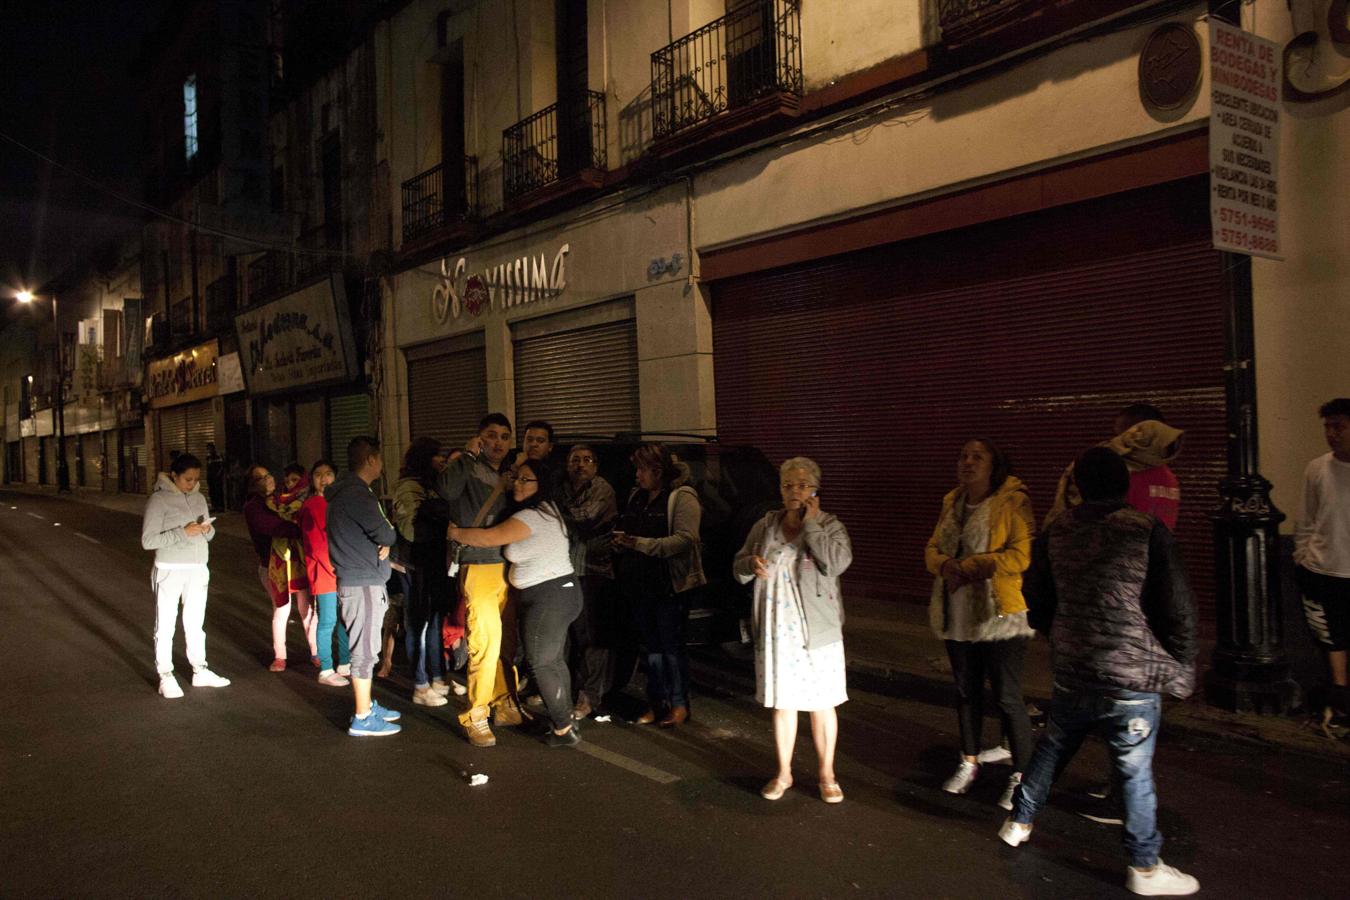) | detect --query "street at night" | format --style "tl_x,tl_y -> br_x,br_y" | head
2,490 -> 1346,899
